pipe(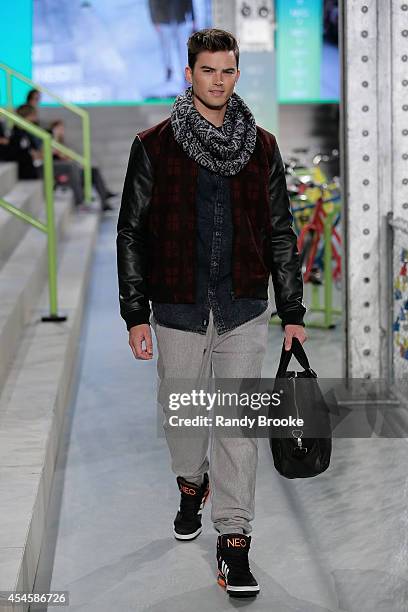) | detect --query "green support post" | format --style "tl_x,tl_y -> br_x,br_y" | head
311,284 -> 320,310
82,112 -> 92,203
41,135 -> 60,320
0,107 -> 67,323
